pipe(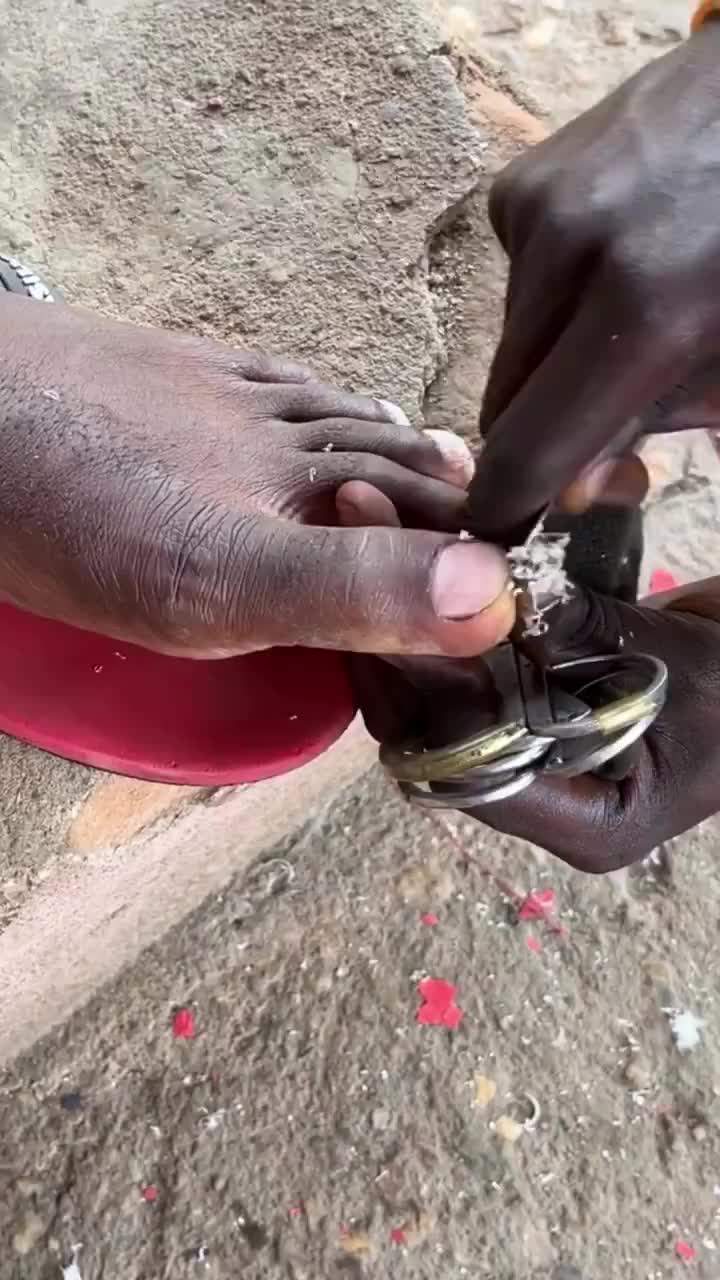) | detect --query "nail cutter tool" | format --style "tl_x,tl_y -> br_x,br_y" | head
381,510 -> 668,810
